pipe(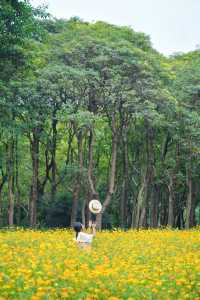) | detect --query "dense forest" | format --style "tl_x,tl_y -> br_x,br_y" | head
1,1 -> 200,229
